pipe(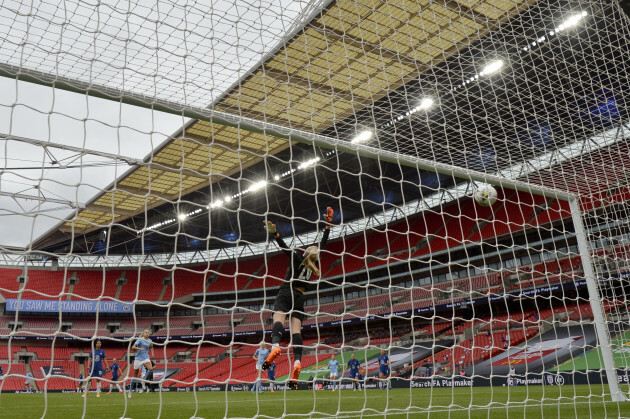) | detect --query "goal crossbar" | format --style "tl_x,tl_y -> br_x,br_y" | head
0,62 -> 573,201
